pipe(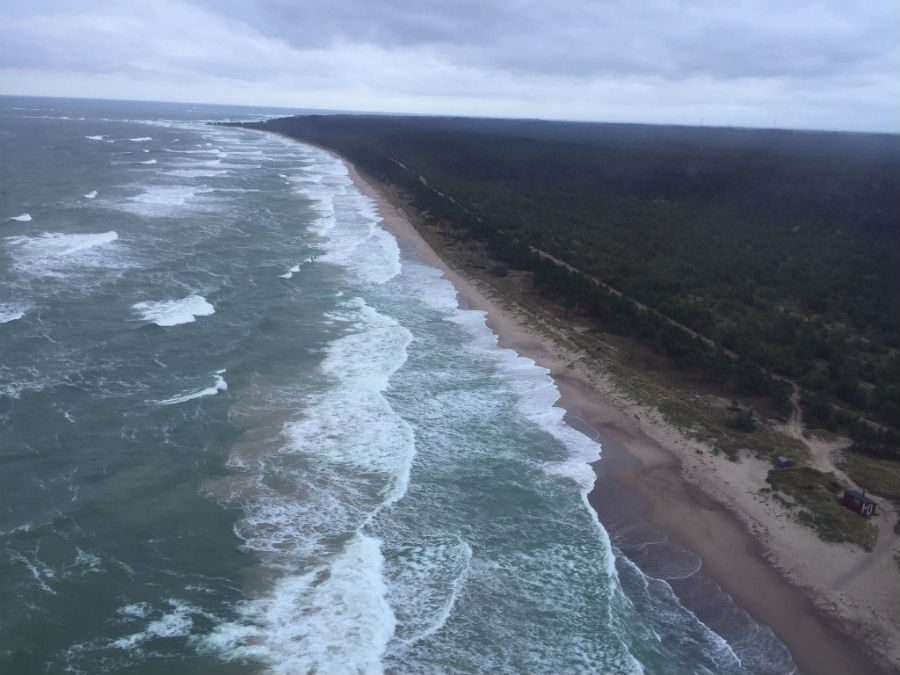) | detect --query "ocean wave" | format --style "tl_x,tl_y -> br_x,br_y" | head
138,159 -> 157,165
203,534 -> 395,675
387,536 -> 473,648
159,371 -> 227,405
162,147 -> 223,155
120,185 -> 215,216
278,256 -> 315,279
407,260 -> 601,489
4,231 -> 120,276
111,599 -> 206,650
160,169 -> 227,178
0,303 -> 28,323
84,190 -> 98,199
85,135 -> 105,141
9,212 -> 32,222
279,264 -> 300,279
132,295 -> 215,326
294,151 -> 401,286
128,137 -> 152,142
286,299 -> 414,484
211,298 -> 414,672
